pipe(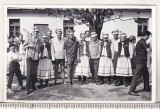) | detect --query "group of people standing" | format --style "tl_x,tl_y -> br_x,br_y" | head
7,27 -> 152,96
